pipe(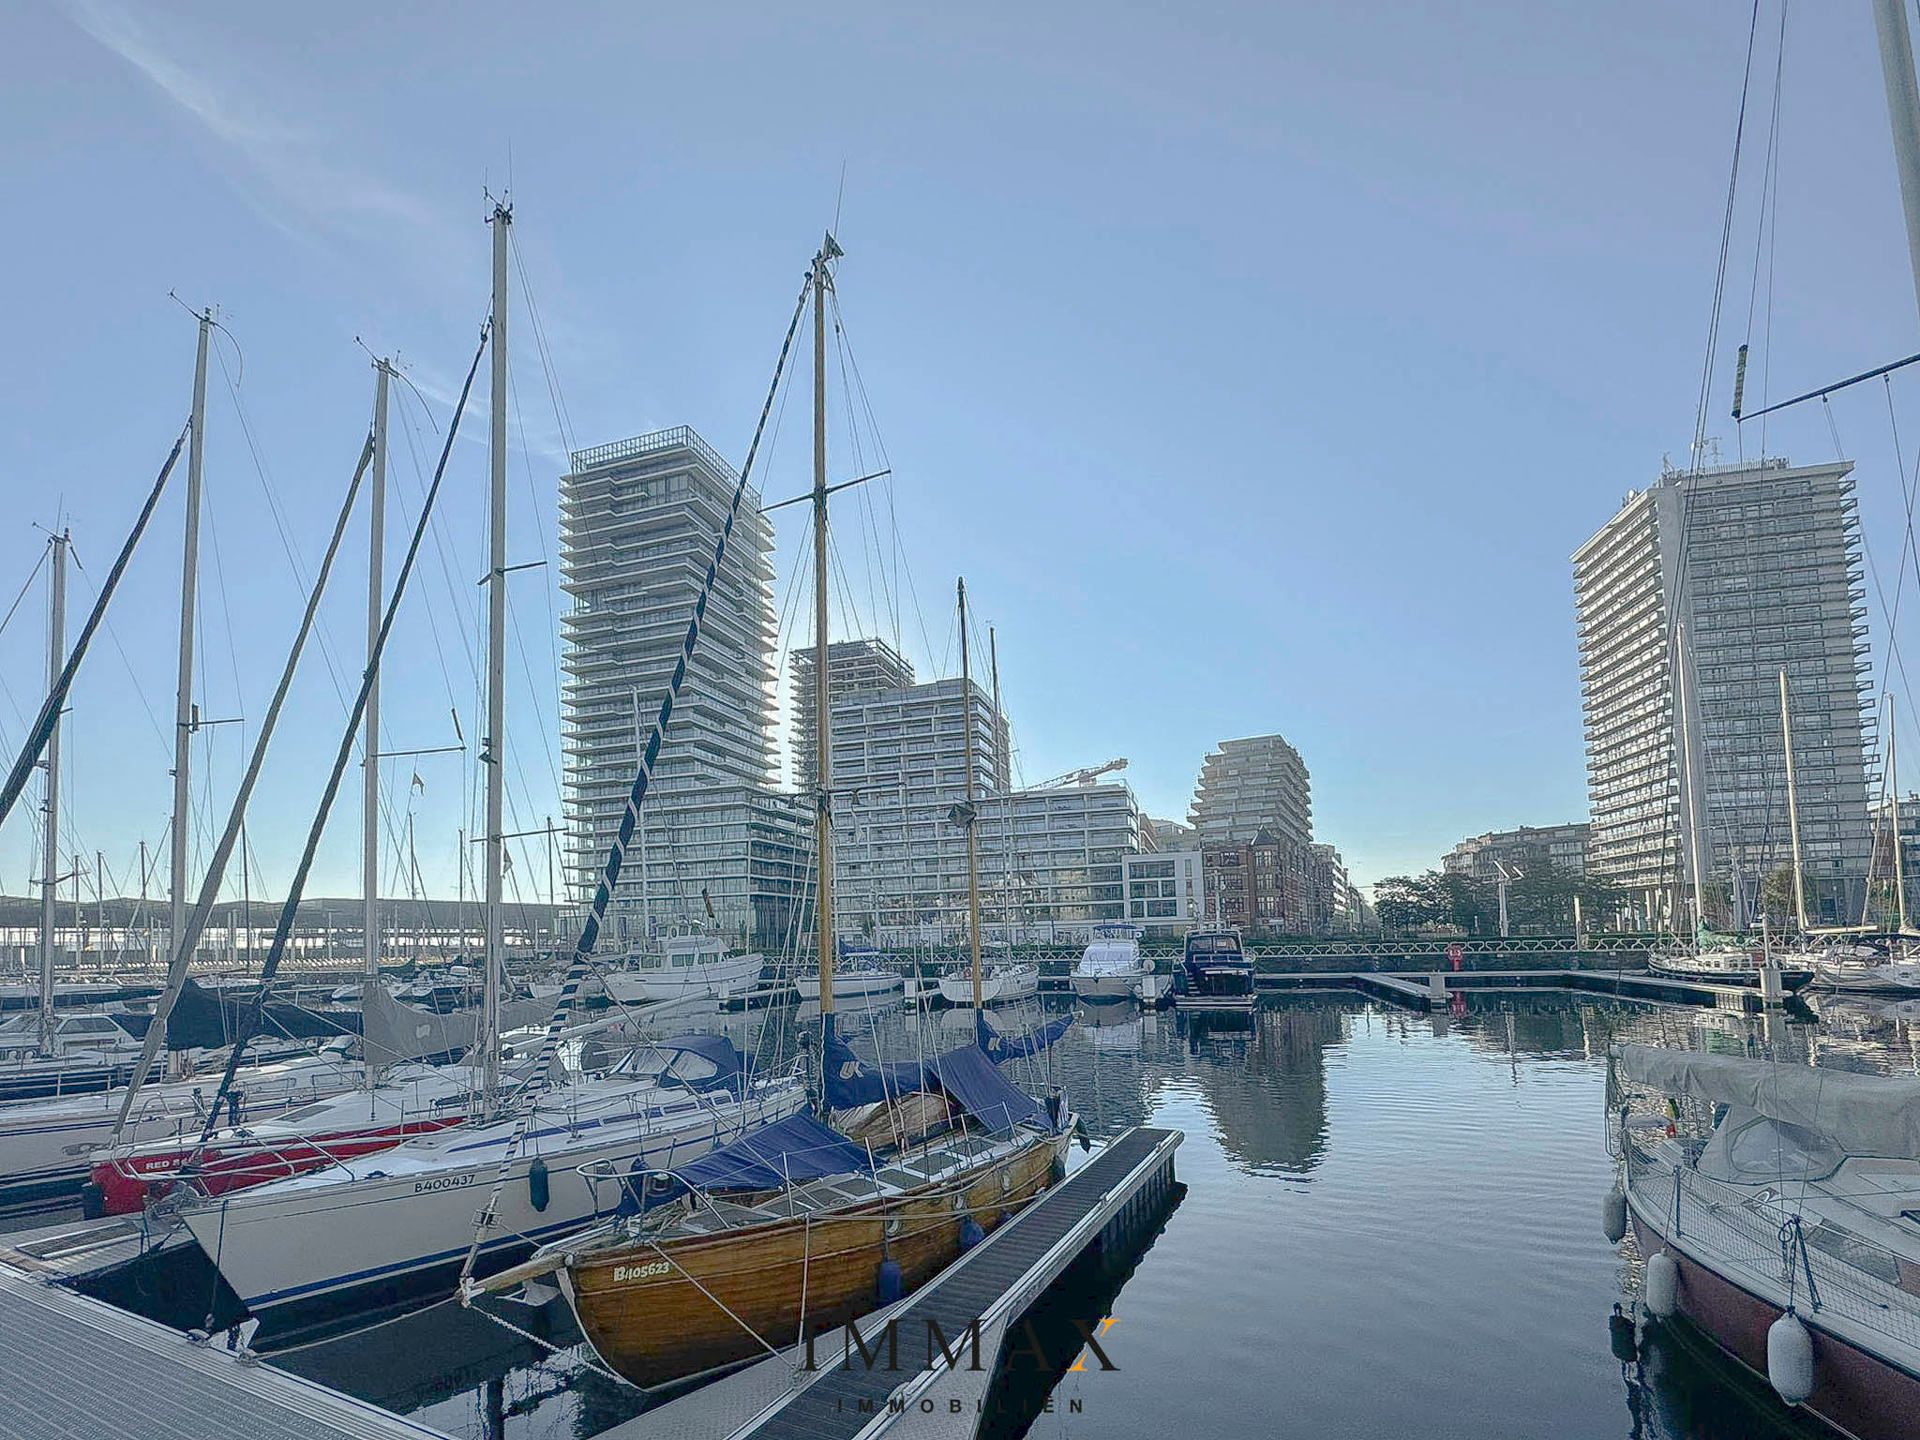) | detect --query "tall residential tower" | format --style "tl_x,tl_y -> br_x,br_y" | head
1572,457 -> 1872,926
